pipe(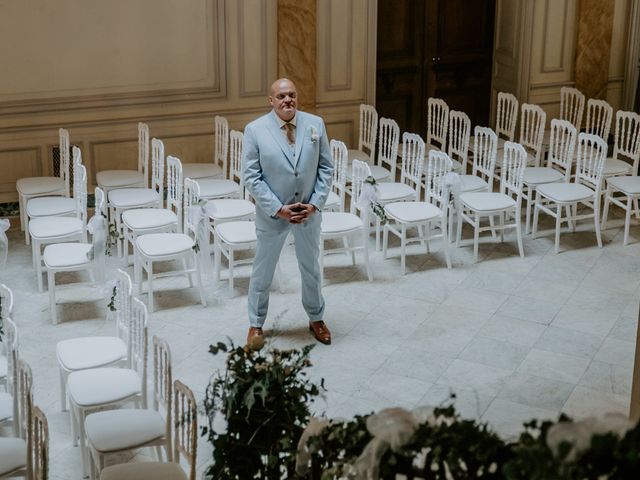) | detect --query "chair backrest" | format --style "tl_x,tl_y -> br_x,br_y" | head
150,138 -> 165,201
547,119 -> 577,181
3,317 -> 17,397
183,178 -> 201,237
376,117 -> 400,173
472,126 -> 498,190
94,187 -> 106,218
350,160 -> 372,216
400,132 -> 426,199
15,356 -> 32,440
427,97 -> 449,149
153,336 -> 173,459
130,297 -> 149,408
585,99 -> 613,141
0,283 -> 14,321
358,104 -> 378,156
138,122 -> 150,187
229,130 -> 247,199
71,146 -> 82,199
559,87 -> 585,131
613,110 -> 640,173
501,142 -> 527,199
330,140 -> 348,212
74,163 -> 88,229
519,103 -> 546,166
173,380 -> 198,480
495,92 -> 518,141
448,110 -> 471,173
575,132 -> 608,191
30,405 -> 49,480
112,268 -> 133,347
59,128 -> 71,197
424,150 -> 453,211
166,156 -> 185,226
214,115 -> 230,176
